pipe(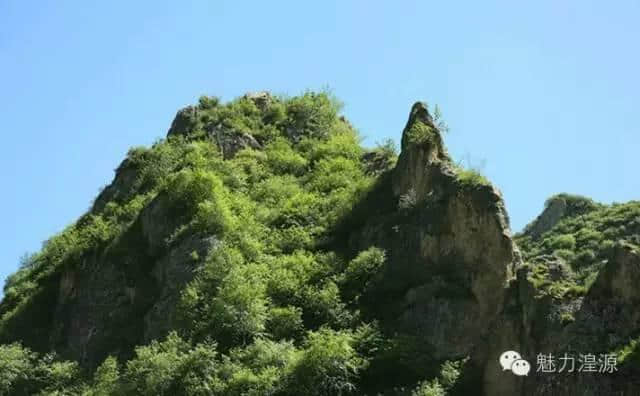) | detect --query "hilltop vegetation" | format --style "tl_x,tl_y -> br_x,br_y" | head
0,92 -> 464,395
0,91 -> 638,395
516,194 -> 640,299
